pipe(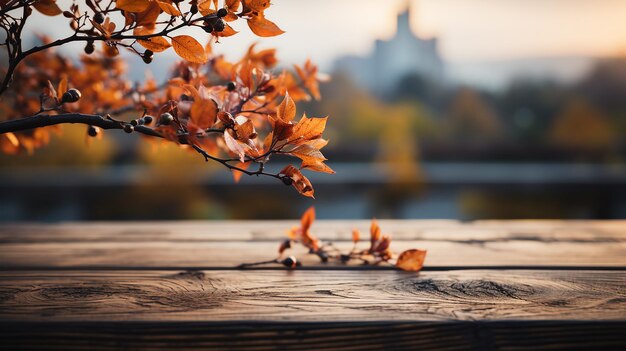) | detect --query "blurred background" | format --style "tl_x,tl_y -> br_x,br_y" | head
1,0 -> 626,221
